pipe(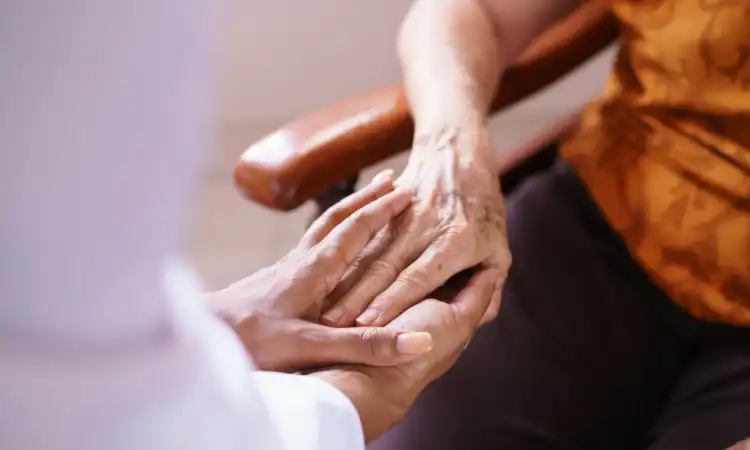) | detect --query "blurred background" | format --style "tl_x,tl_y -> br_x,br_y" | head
186,0 -> 617,290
